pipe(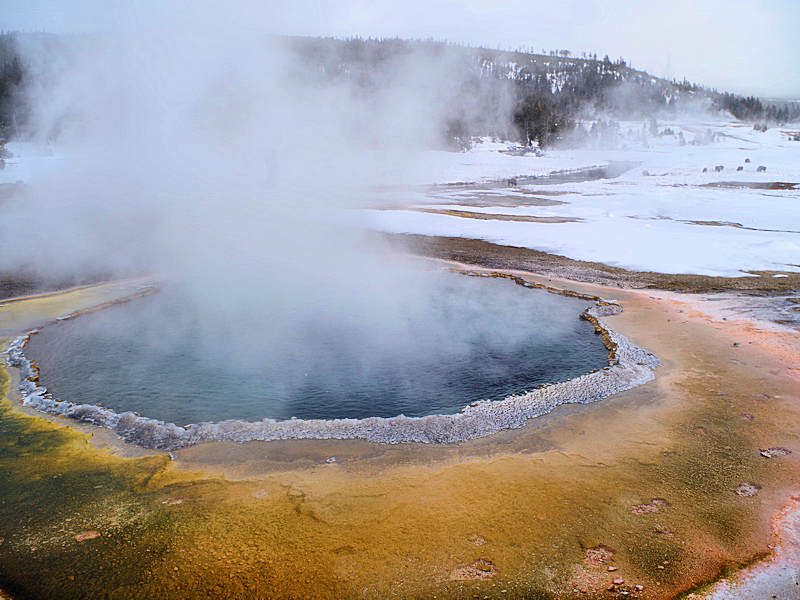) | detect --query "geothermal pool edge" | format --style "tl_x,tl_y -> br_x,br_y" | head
4,271 -> 660,451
